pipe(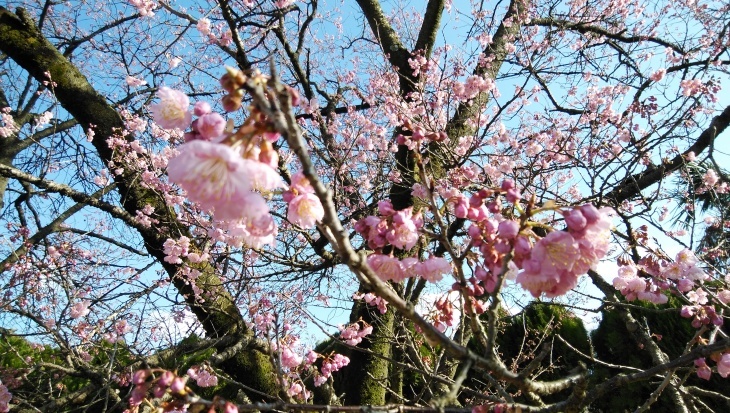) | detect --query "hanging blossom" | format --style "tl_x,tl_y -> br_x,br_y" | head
284,172 -> 324,229
128,0 -> 157,17
150,87 -> 192,130
0,107 -> 19,138
695,353 -> 730,380
168,140 -> 261,221
69,300 -> 91,319
516,204 -> 613,298
0,380 -> 11,413
187,365 -> 218,387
